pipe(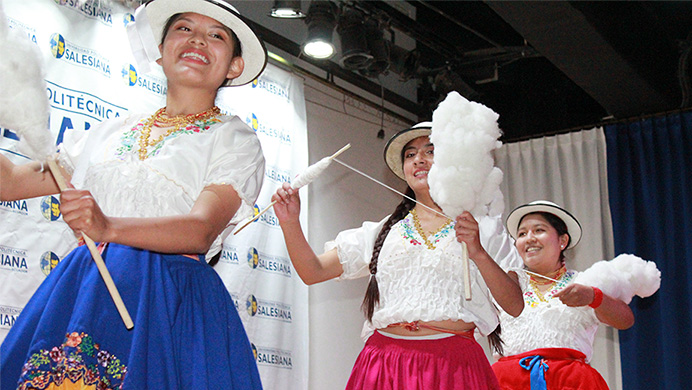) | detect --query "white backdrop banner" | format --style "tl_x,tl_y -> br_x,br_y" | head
0,0 -> 308,388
